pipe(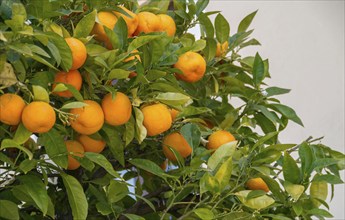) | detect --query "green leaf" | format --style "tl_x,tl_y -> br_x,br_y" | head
129,159 -> 174,180
268,103 -> 304,126
128,35 -> 162,52
299,142 -> 314,178
107,180 -> 129,203
199,13 -> 214,38
108,69 -> 131,79
32,85 -> 50,102
252,52 -> 265,87
19,159 -> 37,174
123,214 -> 145,220
194,208 -> 214,220
200,172 -> 219,194
252,150 -> 281,165
0,200 -> 19,220
18,175 -> 49,215
313,174 -> 343,184
134,107 -> 147,144
155,92 -> 191,107
310,180 -> 328,207
13,123 -> 32,144
283,152 -> 301,184
0,139 -> 33,160
125,116 -> 135,146
114,17 -> 128,50
39,128 -> 68,169
84,152 -> 121,178
195,0 -> 209,15
208,141 -> 237,171
306,208 -> 333,218
238,10 -> 258,33
265,86 -> 291,97
180,123 -> 201,153
74,10 -> 96,38
236,190 -> 274,210
203,37 -> 217,61
251,131 -> 278,152
61,173 -> 88,220
284,181 -> 304,201
259,175 -> 285,202
0,62 -> 18,88
47,32 -> 73,72
215,13 -> 230,43
61,101 -> 88,109
214,156 -> 233,191
101,125 -> 125,166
